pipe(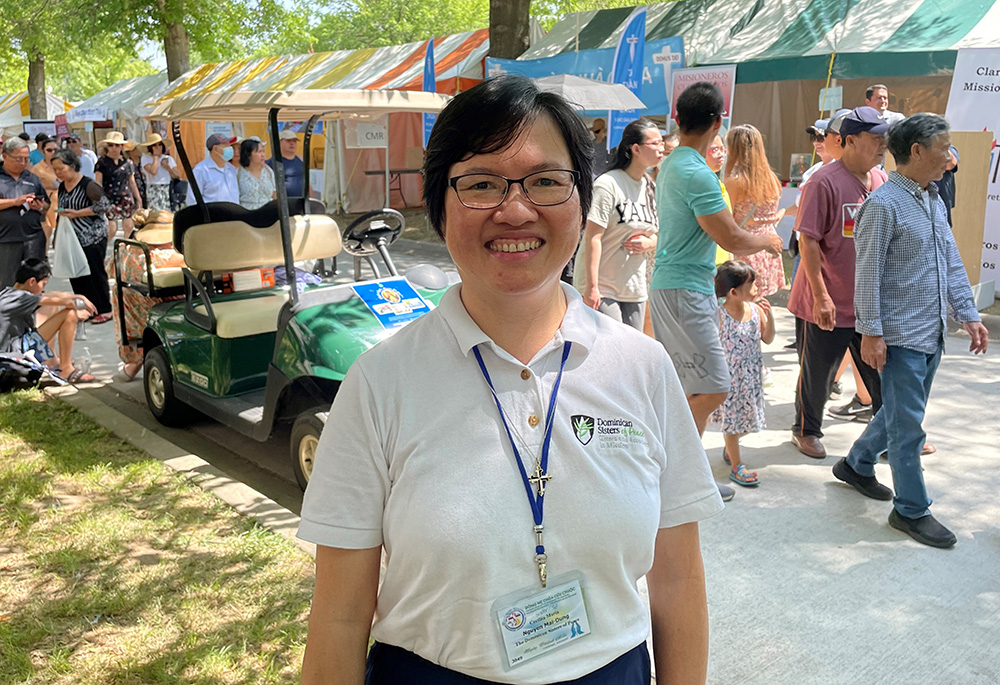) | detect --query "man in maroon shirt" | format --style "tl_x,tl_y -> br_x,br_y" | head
787,107 -> 888,459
